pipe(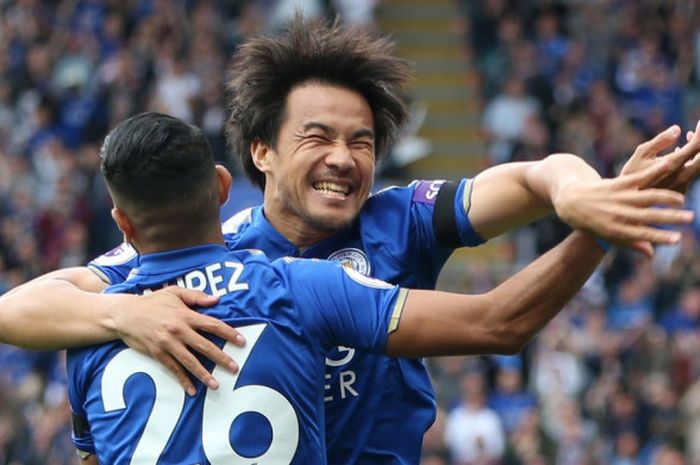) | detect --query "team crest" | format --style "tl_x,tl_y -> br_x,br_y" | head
327,248 -> 371,276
